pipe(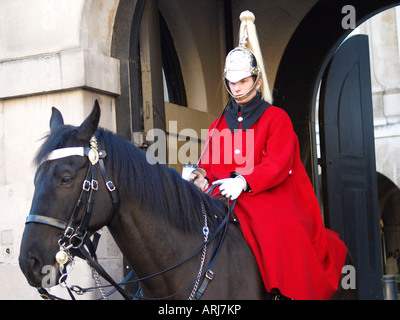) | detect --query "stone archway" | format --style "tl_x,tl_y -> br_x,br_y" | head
274,0 -> 400,185
111,0 -> 214,140
273,0 -> 400,299
110,0 -> 145,139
